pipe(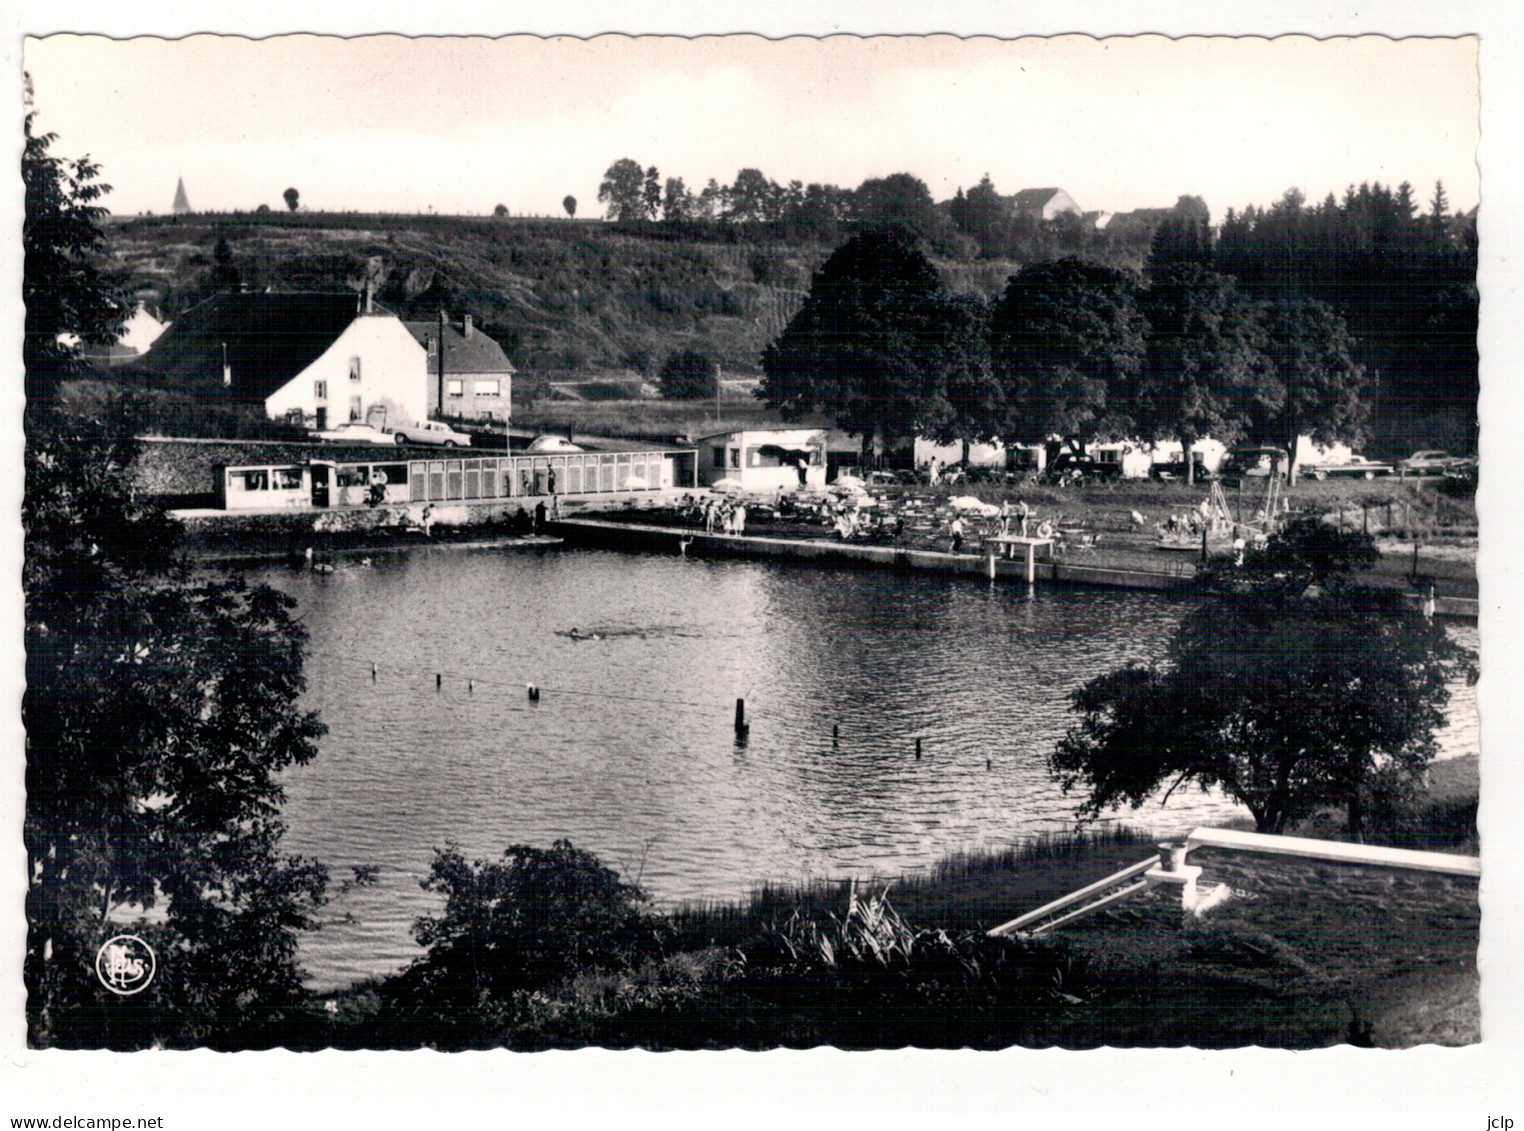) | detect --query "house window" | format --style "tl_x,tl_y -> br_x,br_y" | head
349,395 -> 362,421
425,335 -> 436,356
314,380 -> 327,401
713,447 -> 726,468
728,448 -> 740,469
473,379 -> 500,397
349,356 -> 362,383
447,379 -> 463,398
